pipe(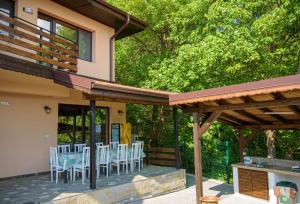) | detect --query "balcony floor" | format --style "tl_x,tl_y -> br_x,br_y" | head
0,165 -> 179,204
